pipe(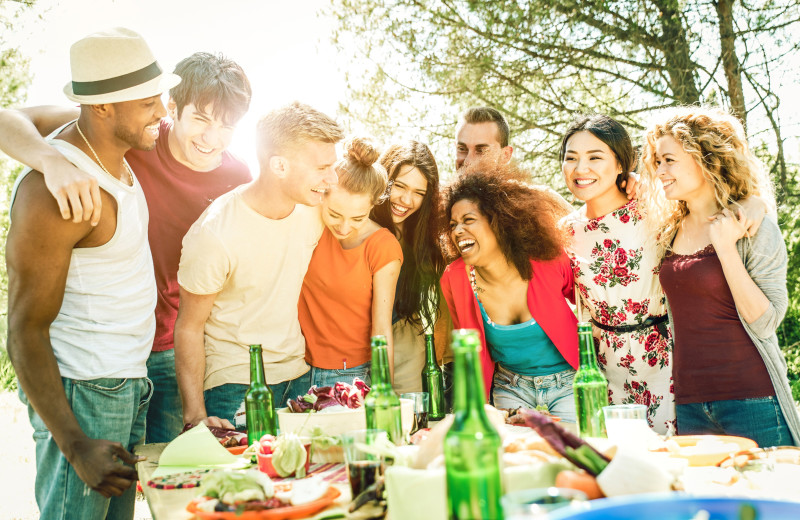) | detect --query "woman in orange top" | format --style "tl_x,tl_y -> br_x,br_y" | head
298,137 -> 403,388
